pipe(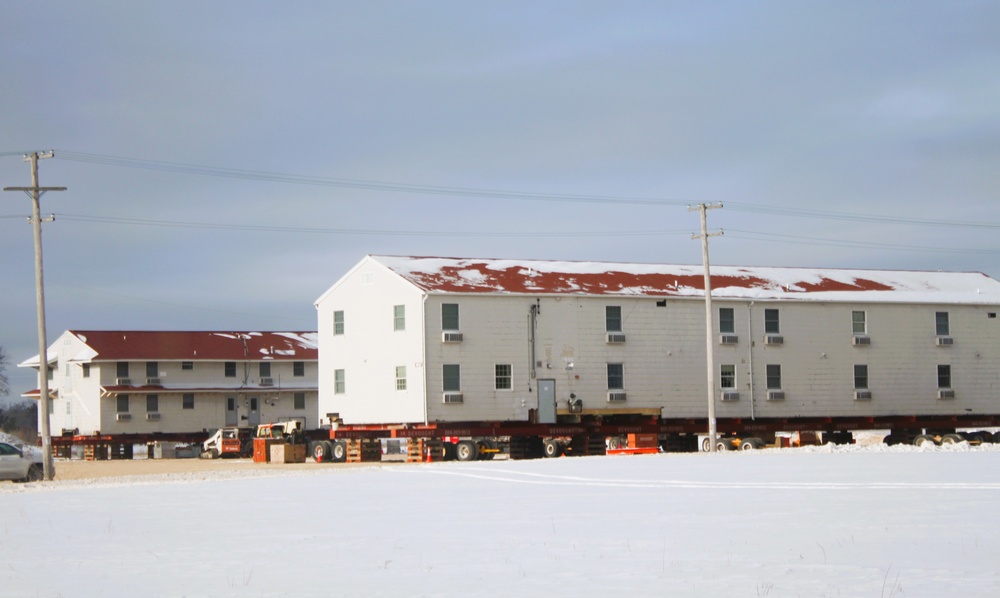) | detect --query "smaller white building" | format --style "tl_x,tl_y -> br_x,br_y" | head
19,330 -> 319,435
